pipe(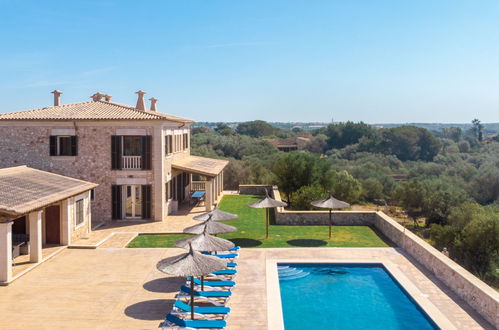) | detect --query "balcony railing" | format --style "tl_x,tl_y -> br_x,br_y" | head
122,156 -> 142,170
191,181 -> 206,191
